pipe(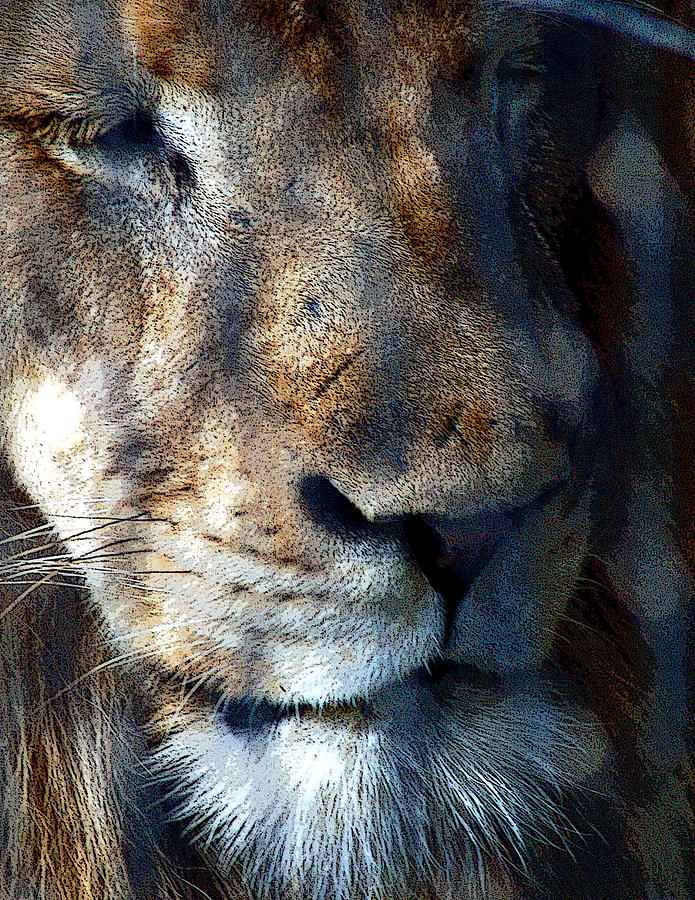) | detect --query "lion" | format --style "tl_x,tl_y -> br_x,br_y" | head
1,0 -> 694,898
